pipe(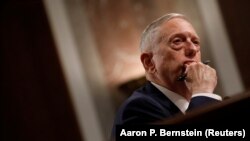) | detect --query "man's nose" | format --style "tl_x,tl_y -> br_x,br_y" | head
184,41 -> 199,57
